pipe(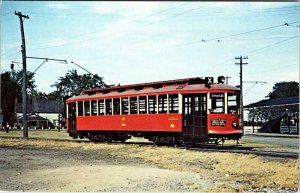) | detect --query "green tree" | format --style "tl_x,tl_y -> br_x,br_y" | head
51,69 -> 106,98
30,90 -> 48,100
268,81 -> 299,99
1,70 -> 36,126
10,70 -> 36,96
